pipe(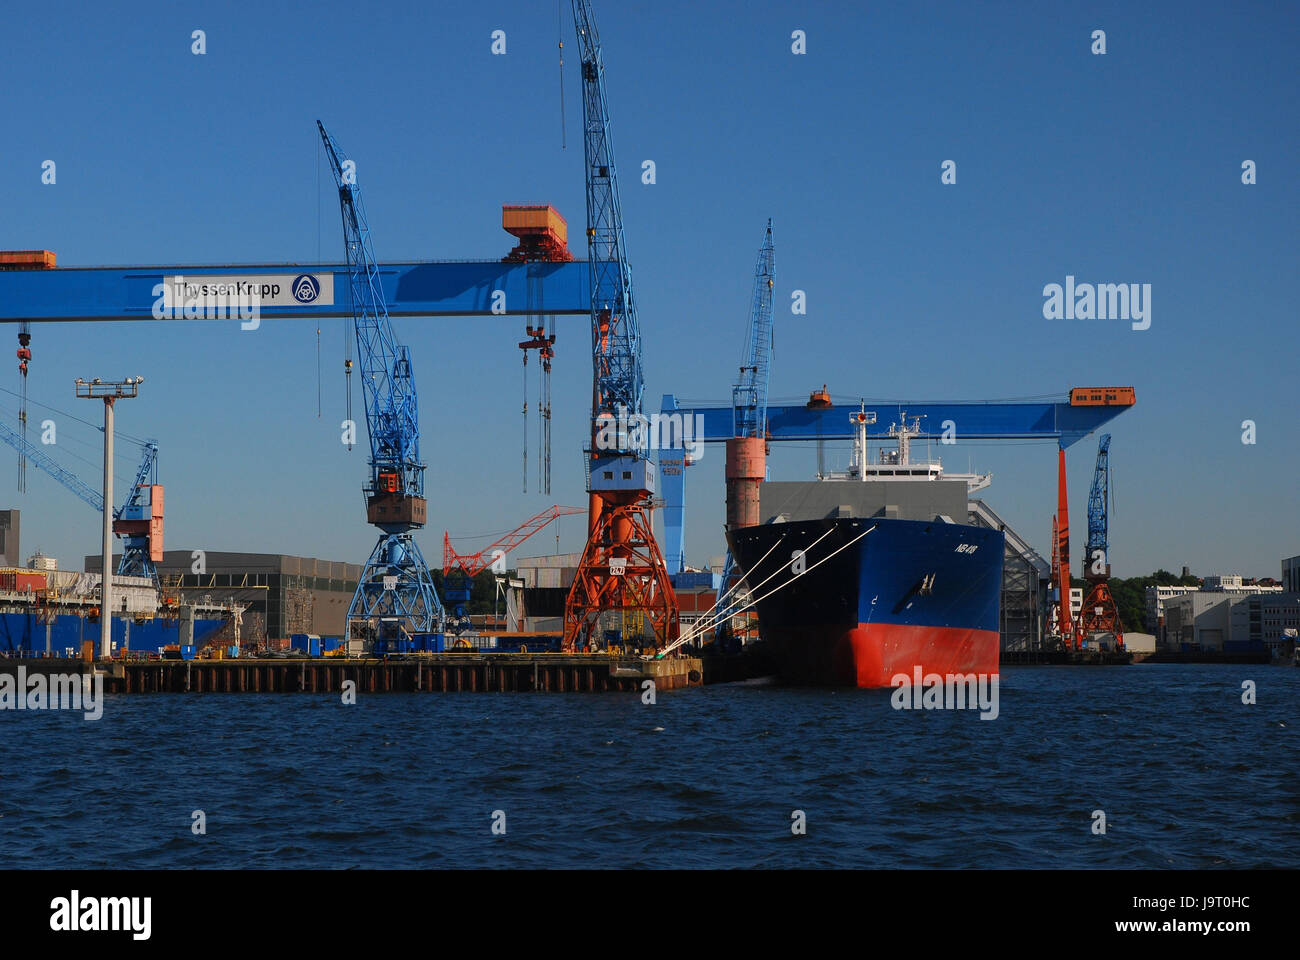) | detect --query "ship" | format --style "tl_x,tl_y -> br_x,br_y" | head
725,404 -> 1004,688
